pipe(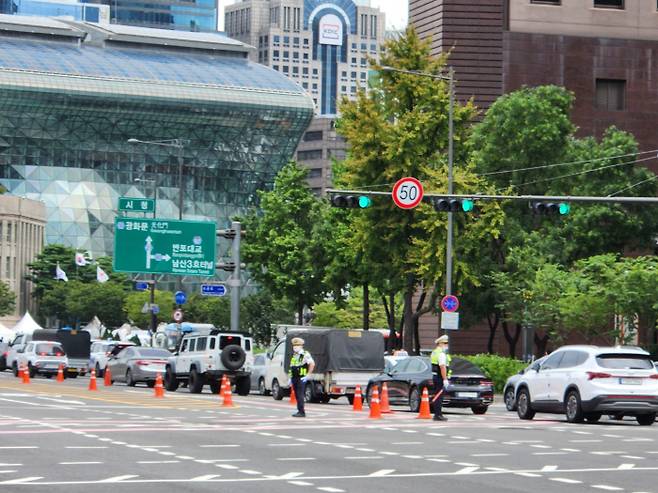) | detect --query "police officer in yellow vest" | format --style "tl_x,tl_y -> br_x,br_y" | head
431,335 -> 452,421
289,337 -> 315,418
